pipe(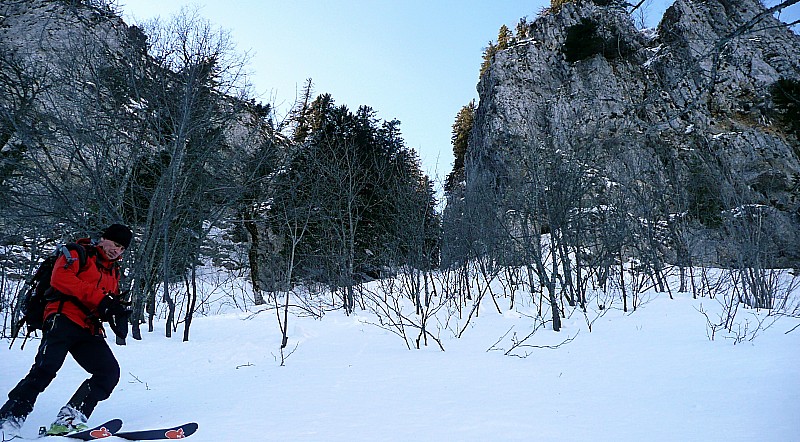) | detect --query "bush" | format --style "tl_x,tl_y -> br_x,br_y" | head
686,157 -> 724,228
771,77 -> 800,137
549,0 -> 573,14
